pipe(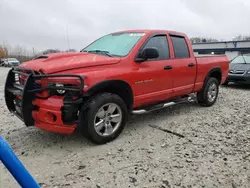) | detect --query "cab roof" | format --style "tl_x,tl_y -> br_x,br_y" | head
113,29 -> 186,37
